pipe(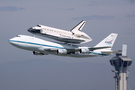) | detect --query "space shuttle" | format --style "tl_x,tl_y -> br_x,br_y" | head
28,20 -> 92,44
